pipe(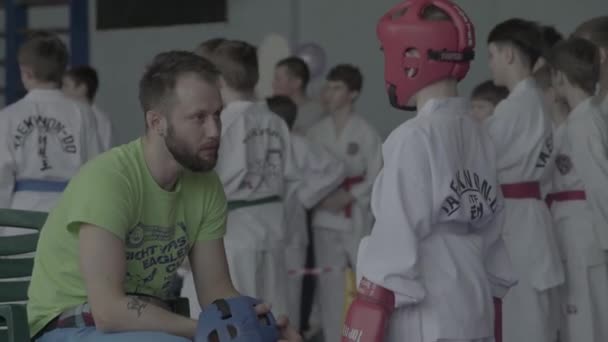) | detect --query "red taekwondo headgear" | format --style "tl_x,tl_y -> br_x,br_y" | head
377,0 -> 475,111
